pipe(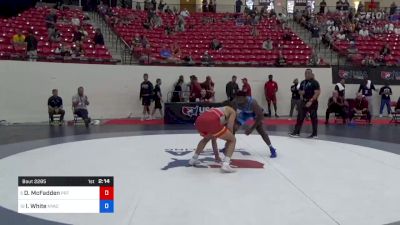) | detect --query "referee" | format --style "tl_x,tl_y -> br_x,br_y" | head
289,69 -> 321,138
